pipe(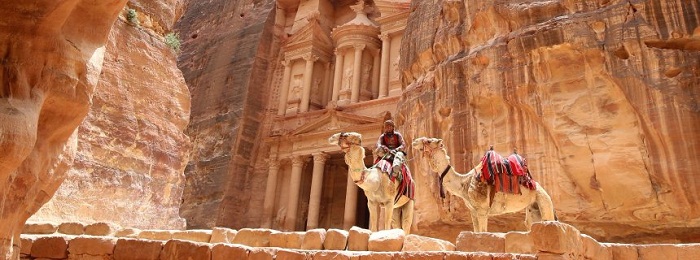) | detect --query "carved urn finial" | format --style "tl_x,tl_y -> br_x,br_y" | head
351,0 -> 366,15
